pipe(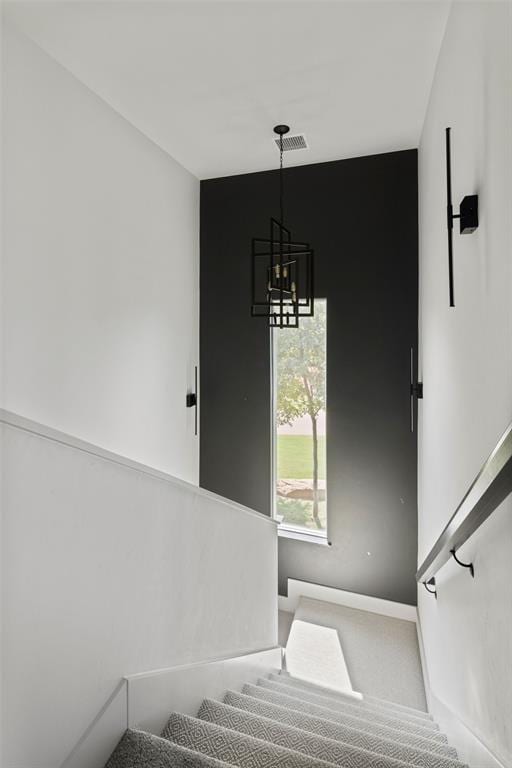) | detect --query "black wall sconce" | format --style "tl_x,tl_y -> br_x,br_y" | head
410,347 -> 423,433
186,366 -> 198,436
445,127 -> 479,307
